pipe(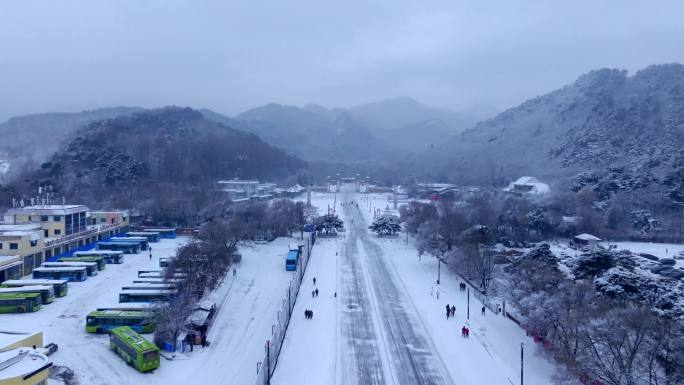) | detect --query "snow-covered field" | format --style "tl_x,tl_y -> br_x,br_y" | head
273,191 -> 557,385
2,235 -> 297,385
